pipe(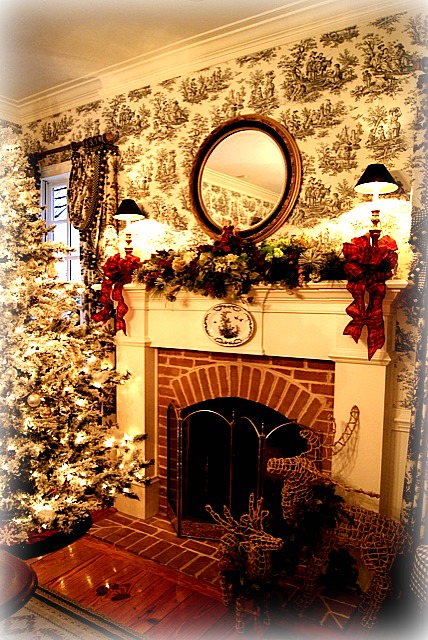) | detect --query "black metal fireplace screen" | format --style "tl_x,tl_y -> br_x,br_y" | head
166,397 -> 319,539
